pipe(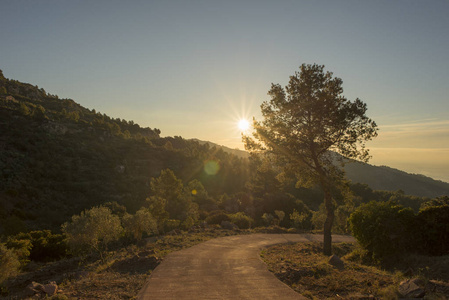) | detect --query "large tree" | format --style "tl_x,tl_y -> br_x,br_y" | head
244,64 -> 377,255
